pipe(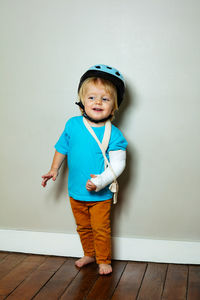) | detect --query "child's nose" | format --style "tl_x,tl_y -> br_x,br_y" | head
95,98 -> 102,104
